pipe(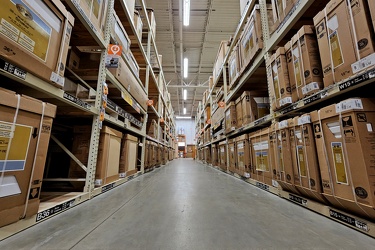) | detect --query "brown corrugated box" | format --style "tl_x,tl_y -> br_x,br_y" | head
108,57 -> 148,110
285,40 -> 300,103
95,126 -> 122,186
275,47 -> 292,108
111,12 -> 131,55
311,98 -> 375,219
228,139 -> 236,173
228,45 -> 241,89
241,91 -> 259,125
290,114 -> 326,203
225,102 -> 237,133
0,0 -> 74,88
235,96 -> 243,128
133,10 -> 143,40
119,134 -> 138,177
236,134 -> 251,177
0,88 -> 56,227
211,144 -> 219,166
213,41 -> 229,83
369,0 -> 375,33
249,128 -> 273,186
267,53 -> 279,111
219,141 -> 227,171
